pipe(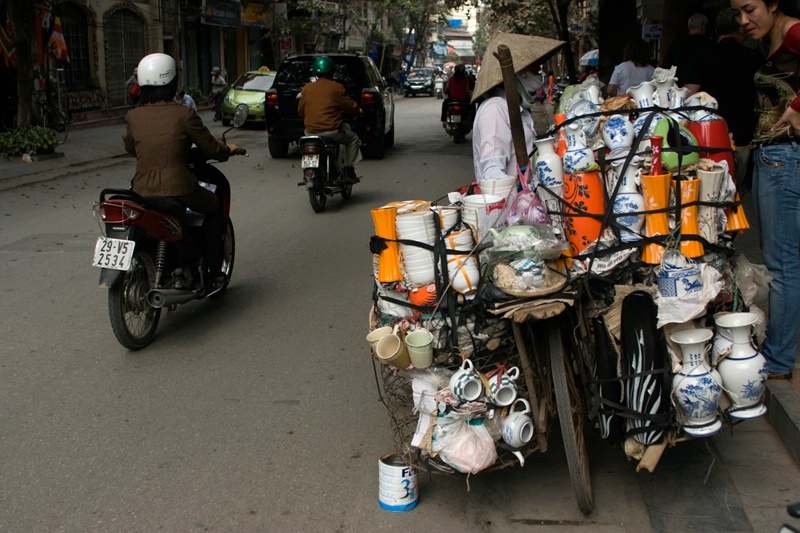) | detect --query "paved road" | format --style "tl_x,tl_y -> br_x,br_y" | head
1,97 -> 799,532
